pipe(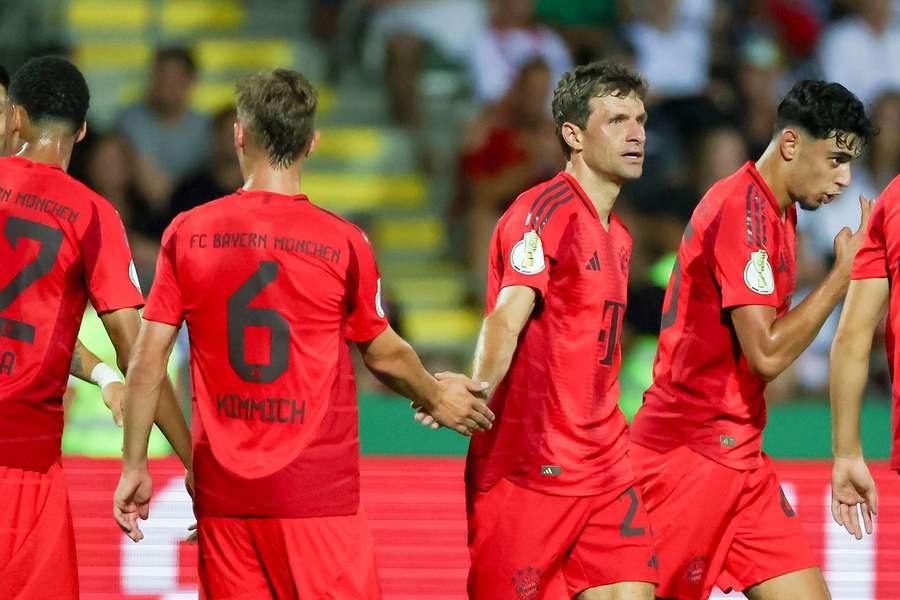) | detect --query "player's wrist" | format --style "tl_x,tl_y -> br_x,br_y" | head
832,444 -> 864,460
90,362 -> 123,389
